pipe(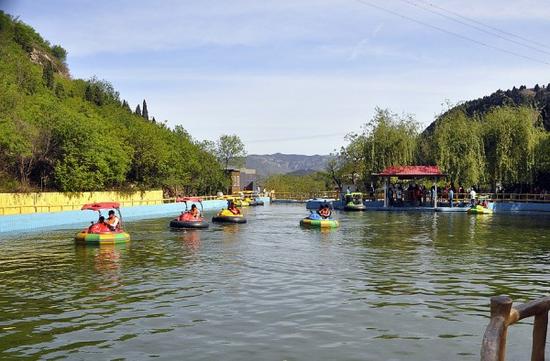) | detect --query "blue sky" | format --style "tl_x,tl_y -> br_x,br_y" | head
3,0 -> 550,155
